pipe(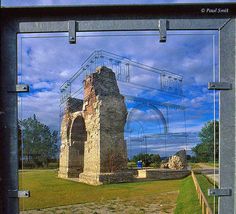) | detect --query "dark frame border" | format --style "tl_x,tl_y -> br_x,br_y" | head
0,3 -> 235,213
